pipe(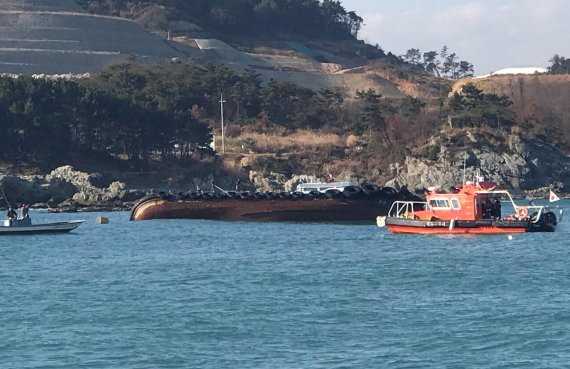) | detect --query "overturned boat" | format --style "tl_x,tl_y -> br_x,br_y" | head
130,185 -> 420,223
